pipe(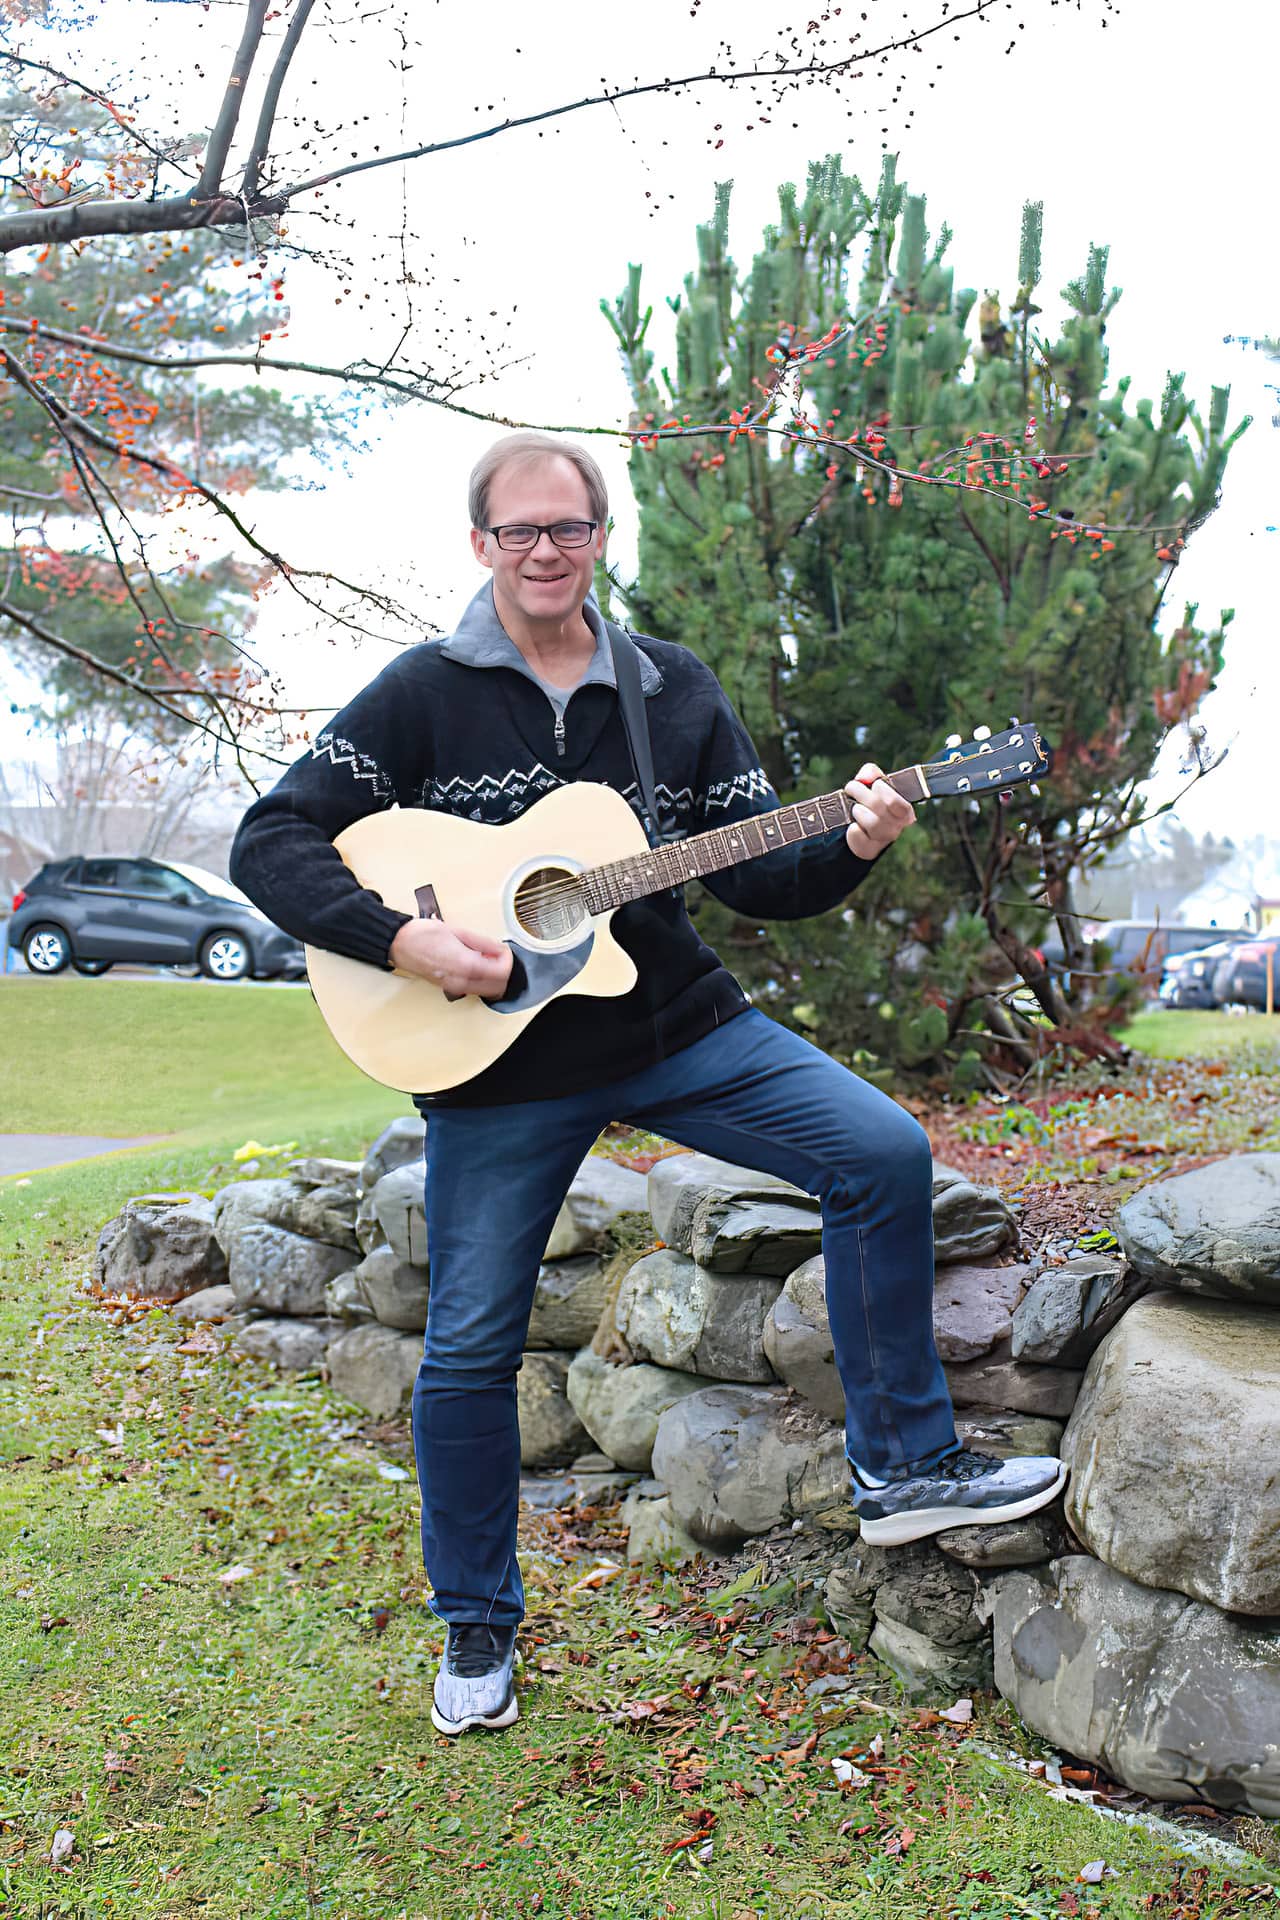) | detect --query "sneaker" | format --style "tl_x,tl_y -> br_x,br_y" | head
430,1623 -> 519,1737
850,1447 -> 1067,1547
